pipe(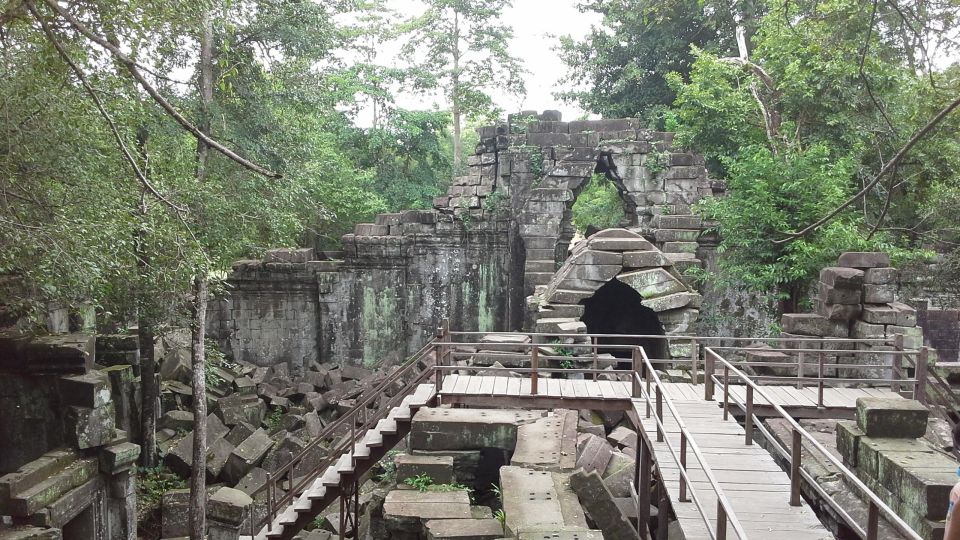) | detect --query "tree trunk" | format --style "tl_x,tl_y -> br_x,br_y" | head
134,128 -> 157,468
189,10 -> 214,539
189,276 -> 208,540
451,11 -> 462,173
